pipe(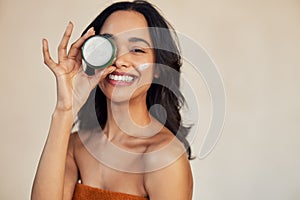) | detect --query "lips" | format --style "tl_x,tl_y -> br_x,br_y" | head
106,71 -> 138,86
